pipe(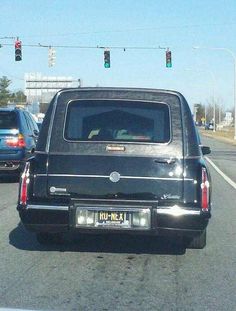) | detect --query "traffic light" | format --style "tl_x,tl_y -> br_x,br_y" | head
15,40 -> 22,61
48,47 -> 56,67
166,50 -> 172,68
104,50 -> 110,68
